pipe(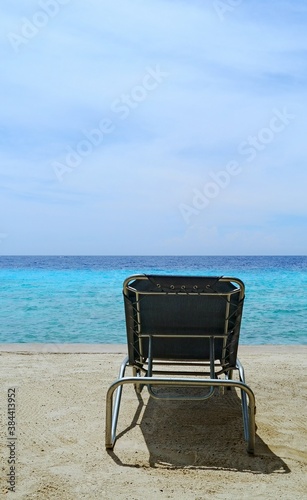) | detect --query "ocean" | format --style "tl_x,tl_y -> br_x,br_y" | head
0,255 -> 306,345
